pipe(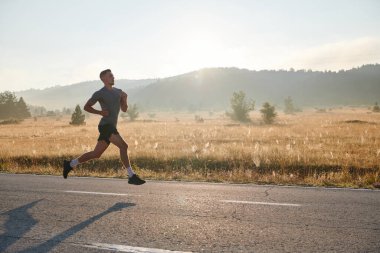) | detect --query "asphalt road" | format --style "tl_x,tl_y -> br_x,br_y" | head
0,173 -> 379,253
